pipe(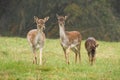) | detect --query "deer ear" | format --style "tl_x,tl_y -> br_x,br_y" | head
56,14 -> 59,17
34,16 -> 38,22
44,16 -> 49,22
65,16 -> 68,20
56,14 -> 60,19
